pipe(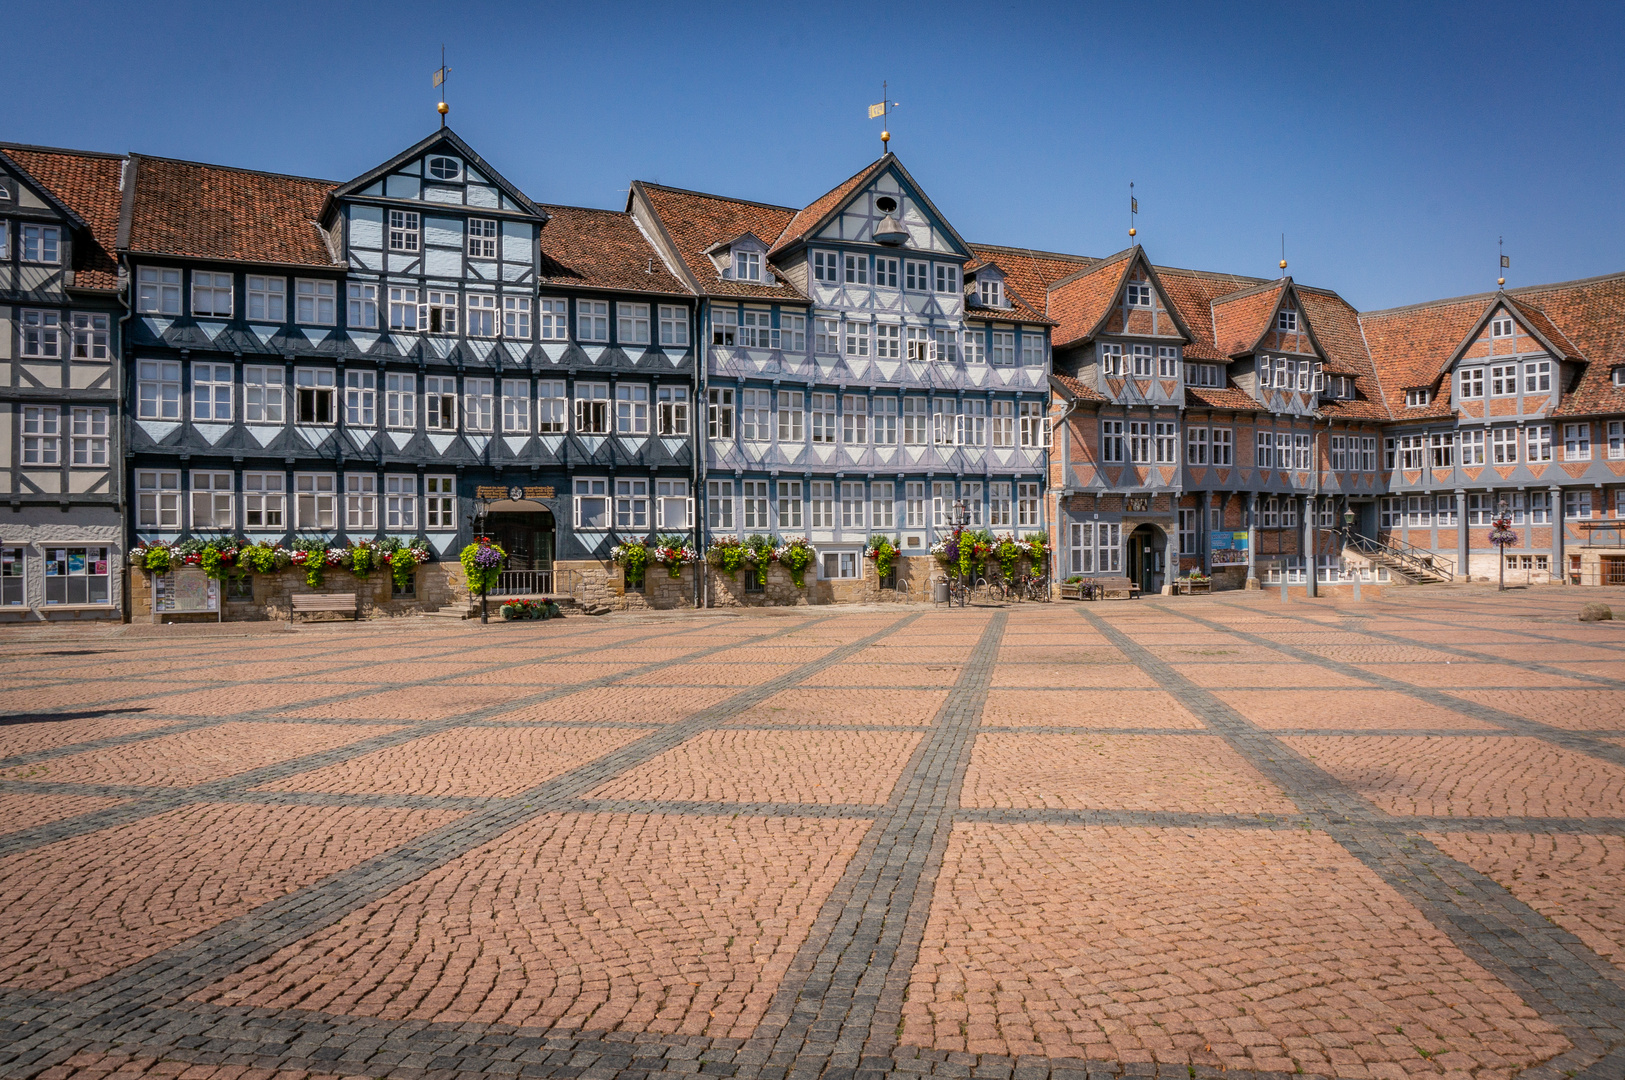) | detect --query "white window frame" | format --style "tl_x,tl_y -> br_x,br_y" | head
21,405 -> 60,465
618,302 -> 651,345
659,305 -> 689,347
777,390 -> 803,443
385,475 -> 417,530
615,478 -> 649,531
192,271 -> 233,317
388,209 -> 420,252
707,478 -> 734,530
539,298 -> 568,340
538,380 -> 567,434
137,470 -> 181,529
656,478 -> 692,530
345,369 -> 376,427
138,359 -> 182,420
466,292 -> 498,338
426,475 -> 457,529
71,312 -> 110,359
386,372 -> 416,430
574,477 -> 609,530
615,383 -> 650,436
247,275 -> 287,322
425,375 -> 458,431
502,380 -> 531,434
243,472 -> 285,530
294,472 -> 337,530
465,376 -> 494,432
348,282 -> 379,328
192,362 -> 233,422
295,368 -> 336,425
388,286 -> 419,331
1564,423 -> 1591,462
20,309 -> 61,358
70,407 -> 109,466
345,474 -> 378,530
574,381 -> 609,434
245,366 -> 284,423
657,384 -> 689,436
504,295 -> 532,340
467,217 -> 498,259
778,480 -> 803,530
707,387 -> 734,440
576,300 -> 609,342
295,278 -> 336,325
